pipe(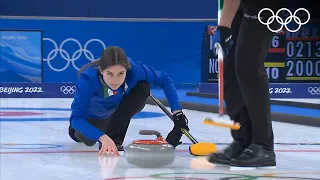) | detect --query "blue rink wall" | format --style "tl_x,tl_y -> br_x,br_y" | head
0,0 -> 218,18
1,18 -> 217,86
